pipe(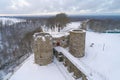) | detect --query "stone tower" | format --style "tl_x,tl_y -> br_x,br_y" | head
69,29 -> 86,58
33,32 -> 53,65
